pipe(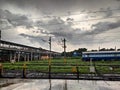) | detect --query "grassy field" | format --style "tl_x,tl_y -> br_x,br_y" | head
1,58 -> 120,74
